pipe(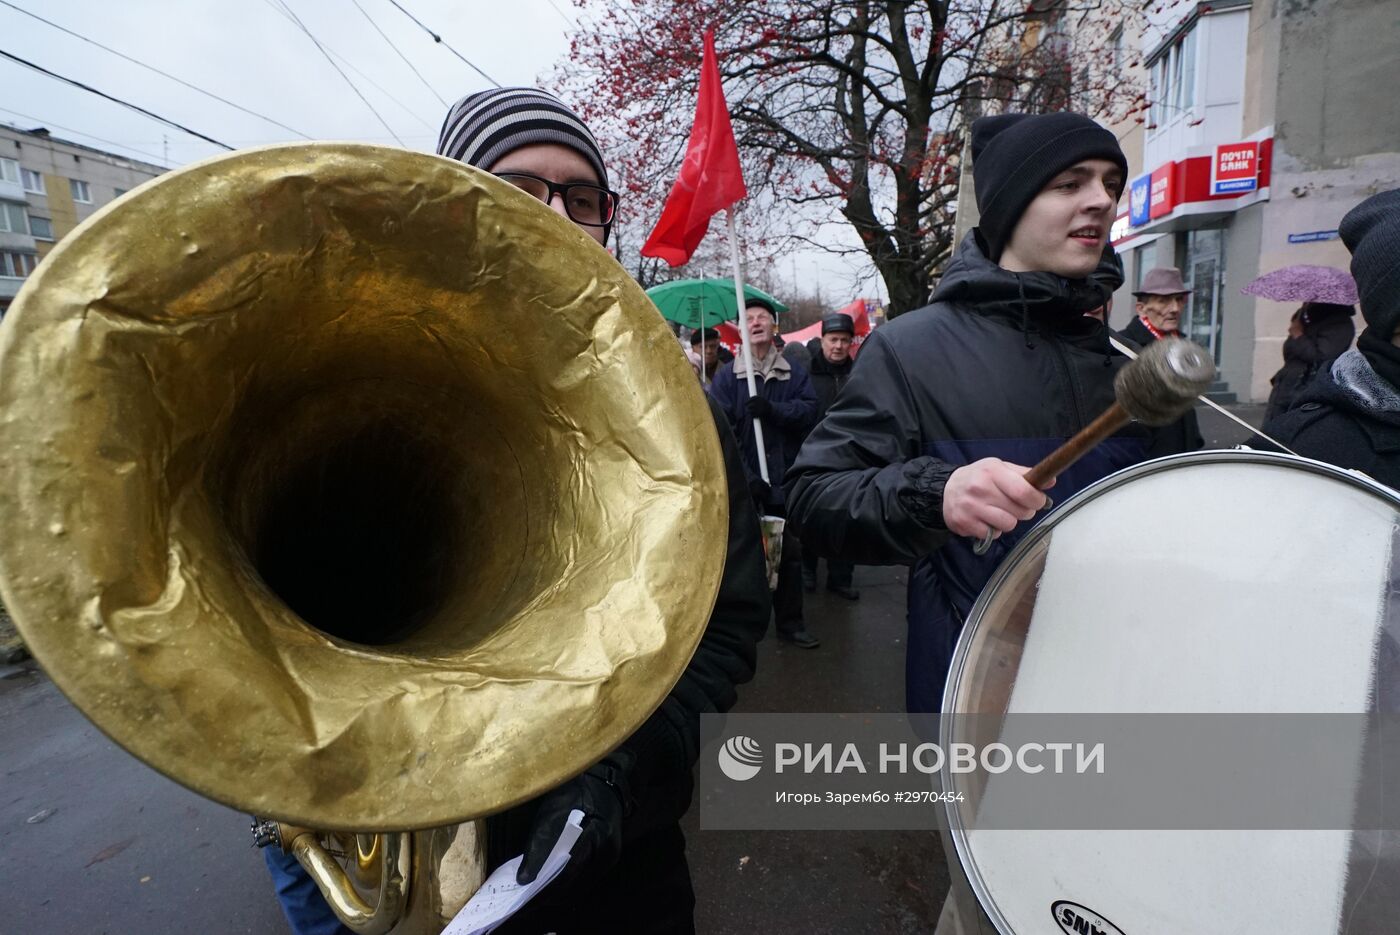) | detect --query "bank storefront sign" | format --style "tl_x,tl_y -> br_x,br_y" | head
1125,137 -> 1273,232
1128,174 -> 1151,226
